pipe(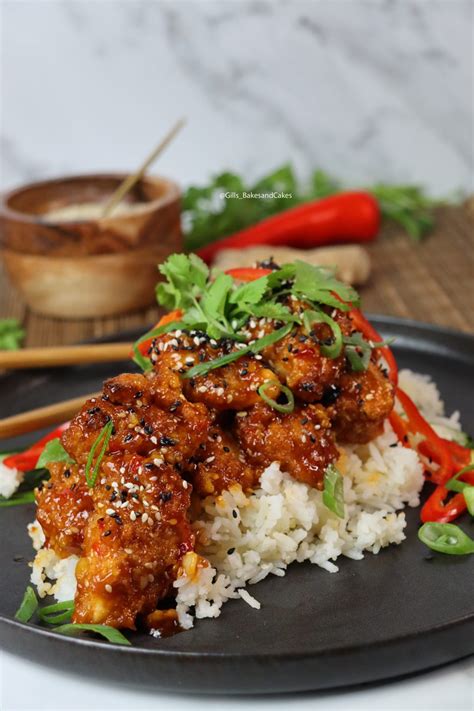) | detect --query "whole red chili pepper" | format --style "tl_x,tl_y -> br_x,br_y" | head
3,423 -> 70,472
197,191 -> 380,263
349,308 -> 398,385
